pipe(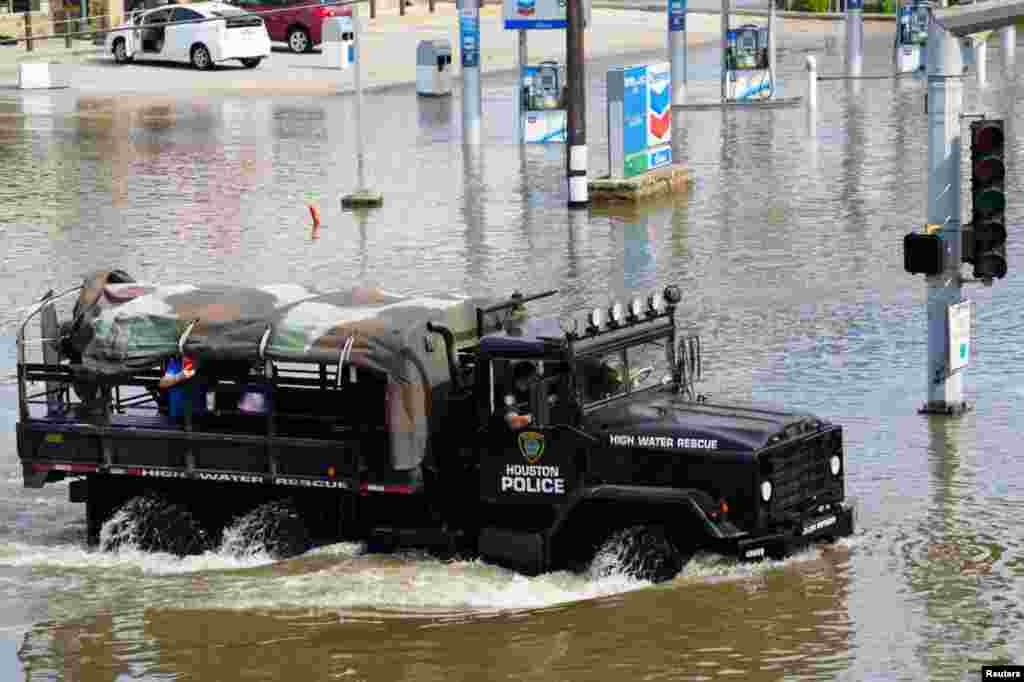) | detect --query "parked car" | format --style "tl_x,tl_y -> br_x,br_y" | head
226,0 -> 350,54
106,1 -> 271,70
